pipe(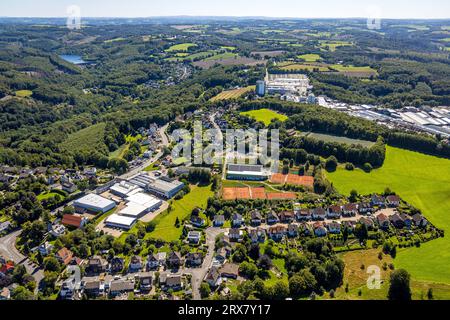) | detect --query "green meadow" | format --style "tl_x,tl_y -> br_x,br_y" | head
240,108 -> 288,126
15,90 -> 33,97
327,146 -> 450,284
297,53 -> 322,62
165,43 -> 198,52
